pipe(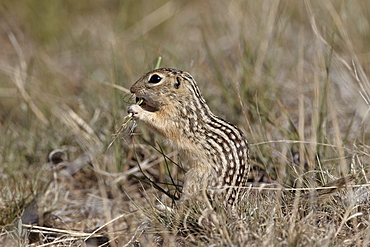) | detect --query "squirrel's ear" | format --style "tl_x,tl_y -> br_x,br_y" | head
174,76 -> 181,89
